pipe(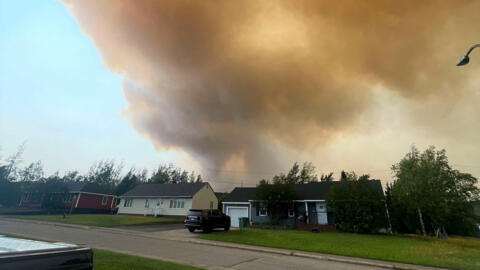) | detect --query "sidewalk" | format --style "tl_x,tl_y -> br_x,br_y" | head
2,217 -> 448,270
